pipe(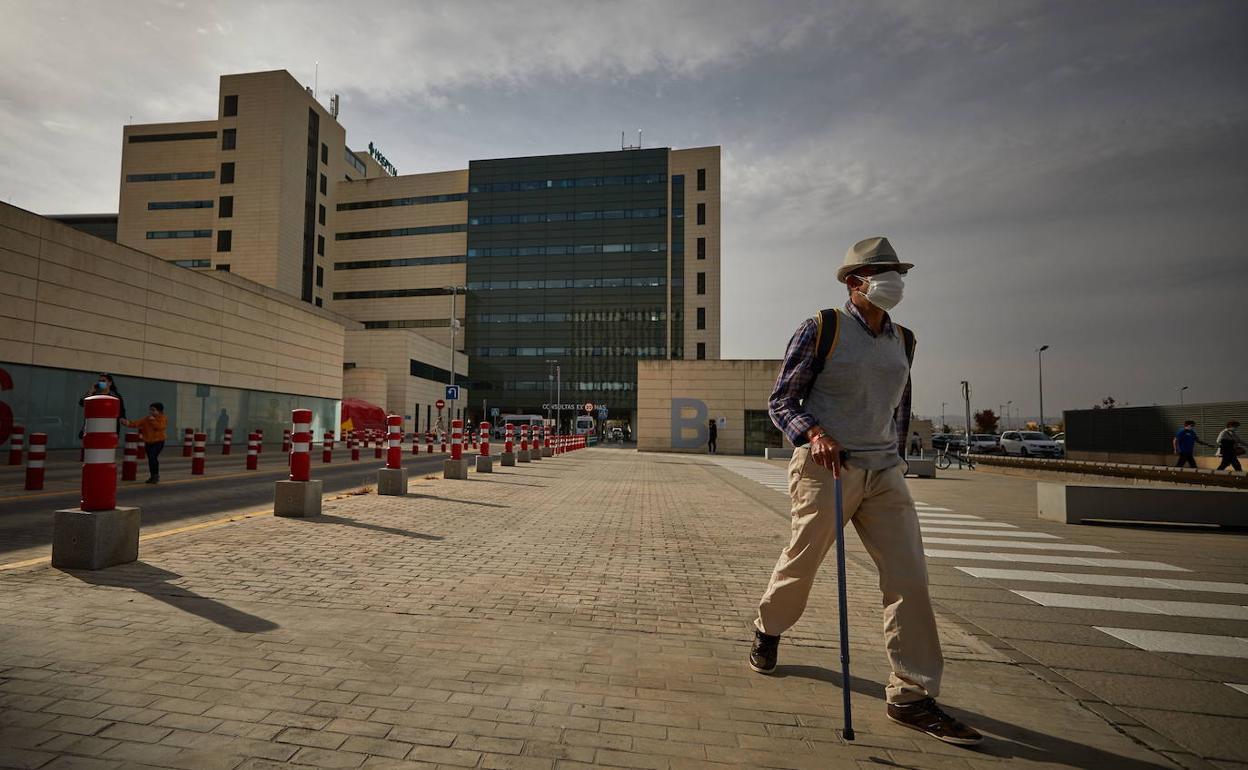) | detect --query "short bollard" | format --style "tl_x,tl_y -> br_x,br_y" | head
222,427 -> 233,455
531,425 -> 543,461
274,408 -> 322,517
257,429 -> 265,454
7,425 -> 23,465
350,430 -> 360,461
440,432 -> 447,454
322,431 -> 334,463
122,432 -> 139,481
53,395 -> 140,571
475,421 -> 493,473
25,433 -> 47,490
410,431 -> 419,455
378,415 -> 408,495
426,431 -> 434,454
501,423 -> 516,467
541,426 -> 553,458
518,425 -> 532,463
282,428 -> 292,454
246,432 -> 260,470
182,427 -> 193,457
373,430 -> 383,459
443,419 -> 468,479
191,432 -> 206,475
